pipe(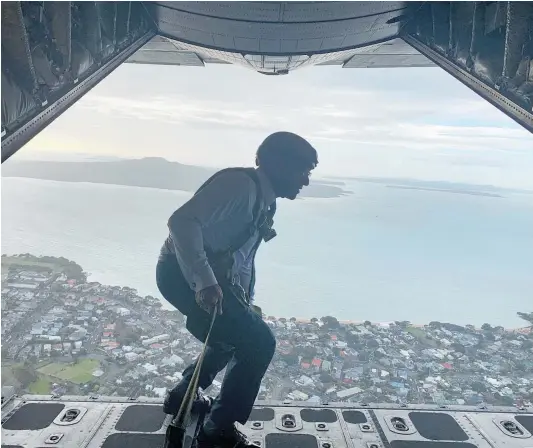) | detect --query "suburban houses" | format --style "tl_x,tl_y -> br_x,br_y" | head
2,254 -> 532,408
